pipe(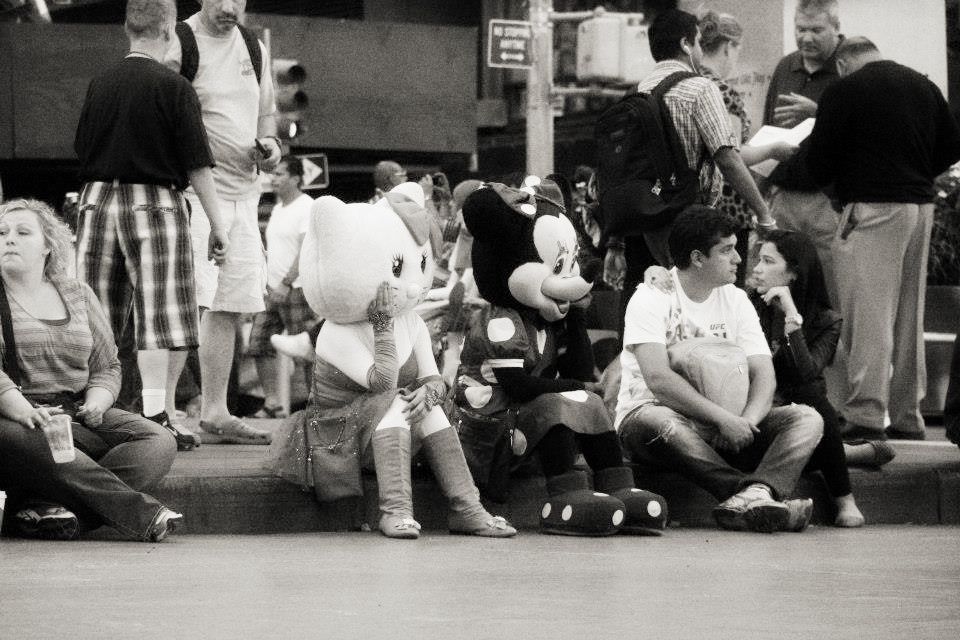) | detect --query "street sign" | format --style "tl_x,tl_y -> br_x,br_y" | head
298,153 -> 329,191
487,19 -> 533,69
